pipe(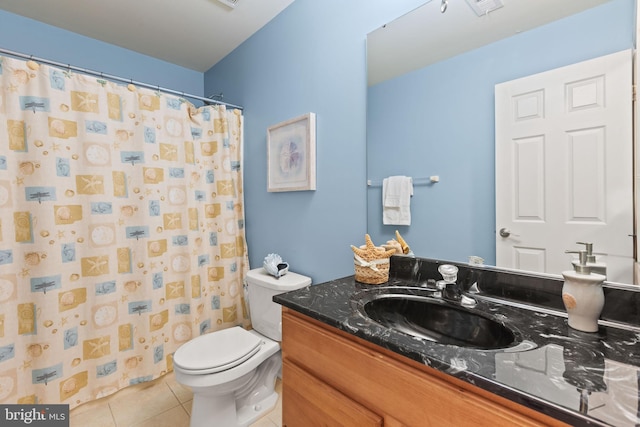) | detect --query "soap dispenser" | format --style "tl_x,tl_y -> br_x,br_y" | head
571,242 -> 606,278
562,250 -> 606,333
